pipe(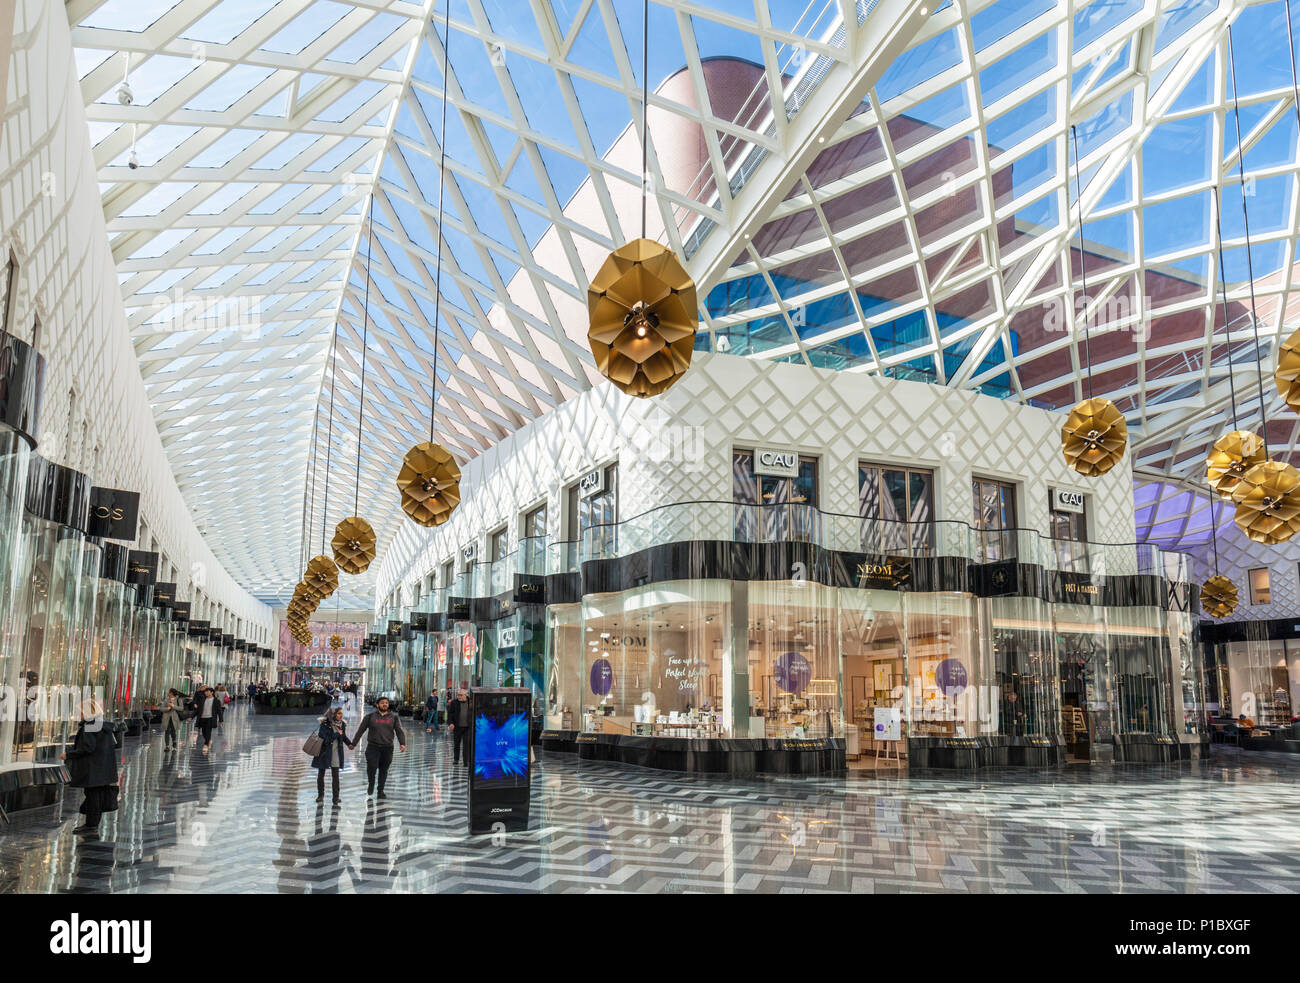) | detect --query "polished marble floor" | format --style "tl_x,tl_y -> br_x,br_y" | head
1,705 -> 1298,893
